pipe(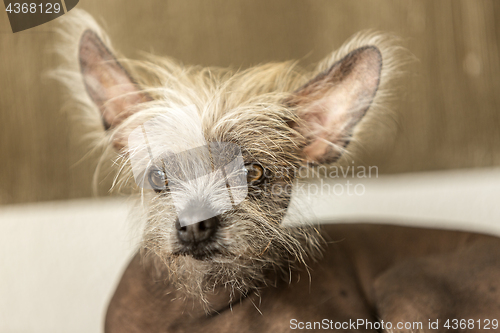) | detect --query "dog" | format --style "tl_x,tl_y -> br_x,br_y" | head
55,10 -> 500,333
